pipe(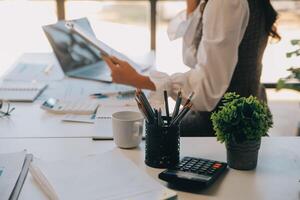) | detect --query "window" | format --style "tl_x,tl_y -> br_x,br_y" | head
0,0 -> 57,74
262,1 -> 300,83
65,1 -> 150,56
